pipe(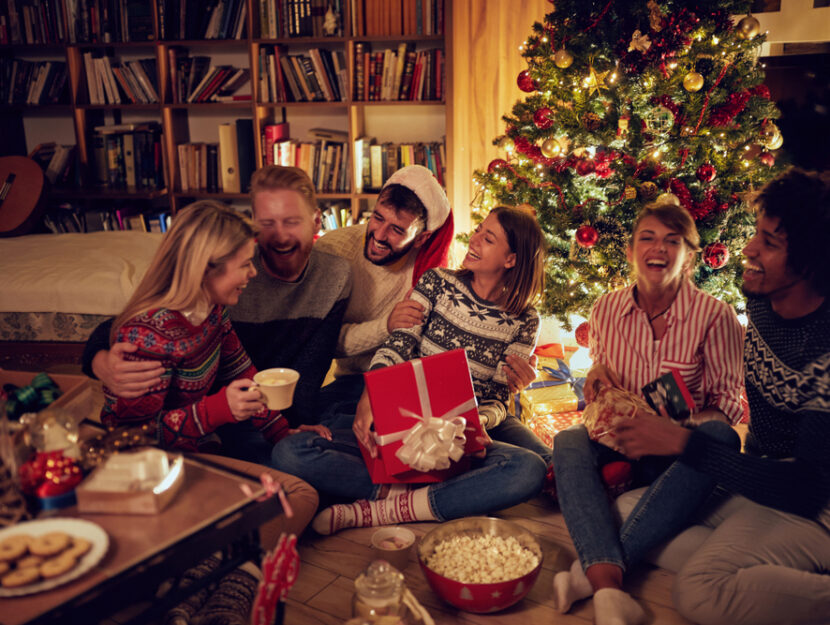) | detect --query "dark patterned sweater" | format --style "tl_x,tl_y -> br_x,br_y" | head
680,297 -> 830,520
100,306 -> 286,451
370,268 -> 541,428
